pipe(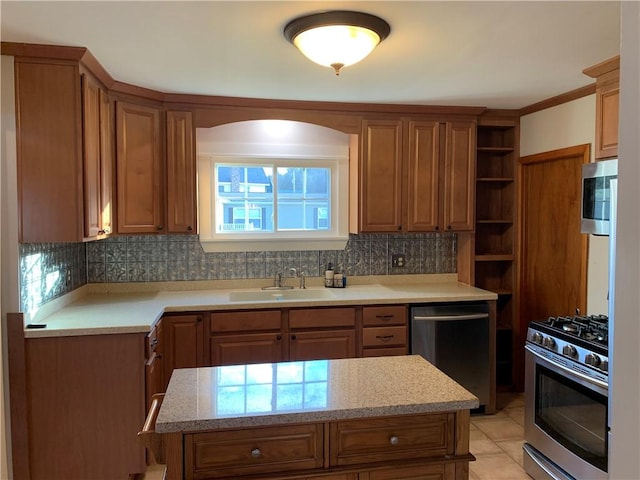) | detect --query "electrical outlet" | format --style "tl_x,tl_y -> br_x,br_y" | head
391,254 -> 406,268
